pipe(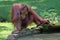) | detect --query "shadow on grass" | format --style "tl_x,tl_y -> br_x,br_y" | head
0,37 -> 6,40
0,26 -> 9,32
